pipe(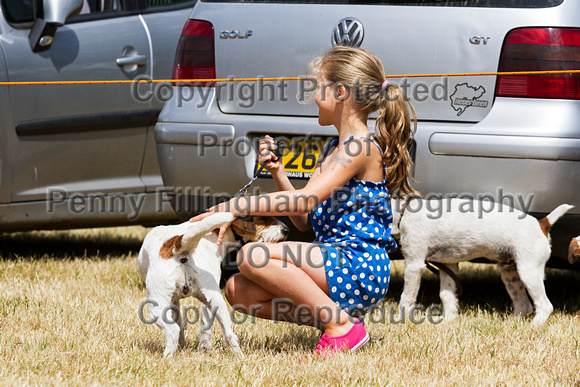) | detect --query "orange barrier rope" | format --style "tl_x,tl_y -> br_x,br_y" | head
1,69 -> 579,86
